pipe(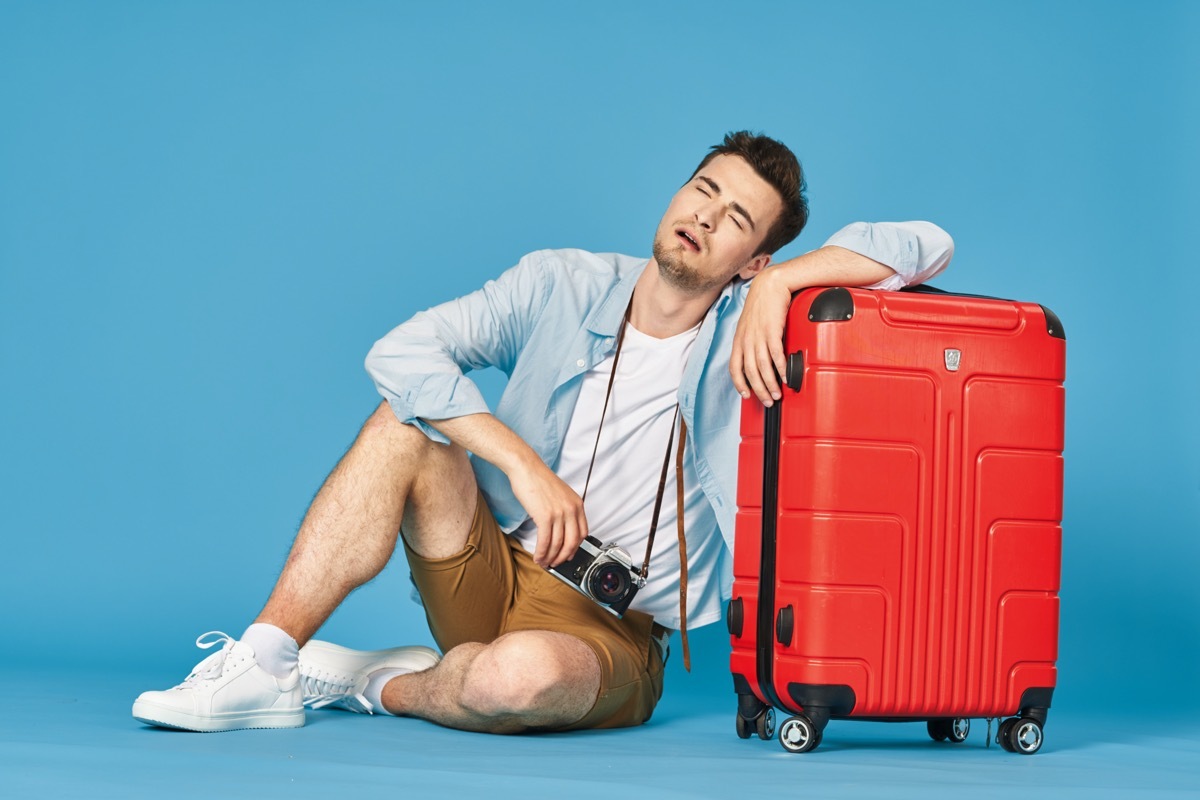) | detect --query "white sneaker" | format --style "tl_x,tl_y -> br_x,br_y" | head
299,640 -> 441,714
132,631 -> 304,732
